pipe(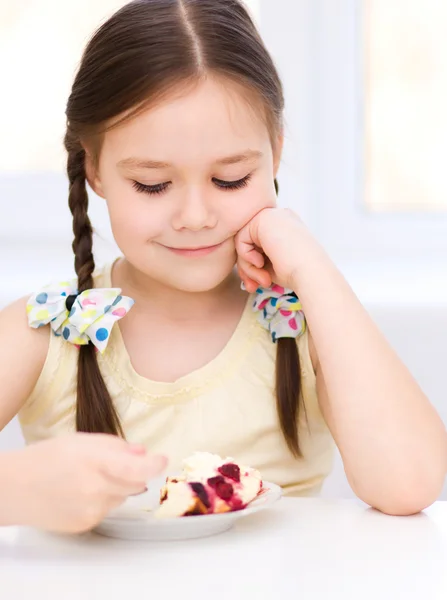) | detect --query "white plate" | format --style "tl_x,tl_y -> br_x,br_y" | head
94,479 -> 282,541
